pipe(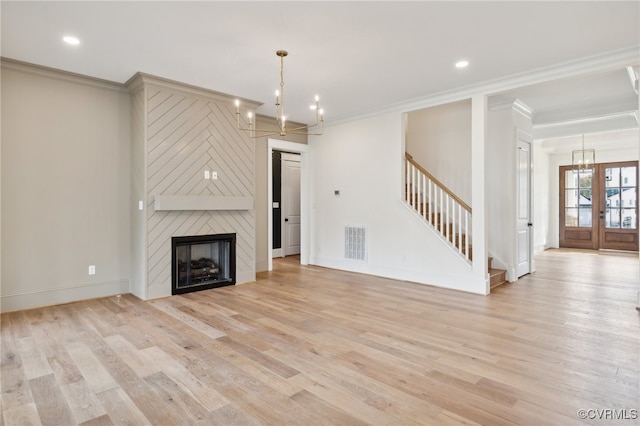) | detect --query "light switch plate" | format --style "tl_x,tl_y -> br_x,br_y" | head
211,171 -> 218,180
138,200 -> 144,210
204,170 -> 210,179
